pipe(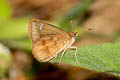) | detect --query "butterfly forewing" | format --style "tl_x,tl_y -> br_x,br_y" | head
28,19 -> 72,62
